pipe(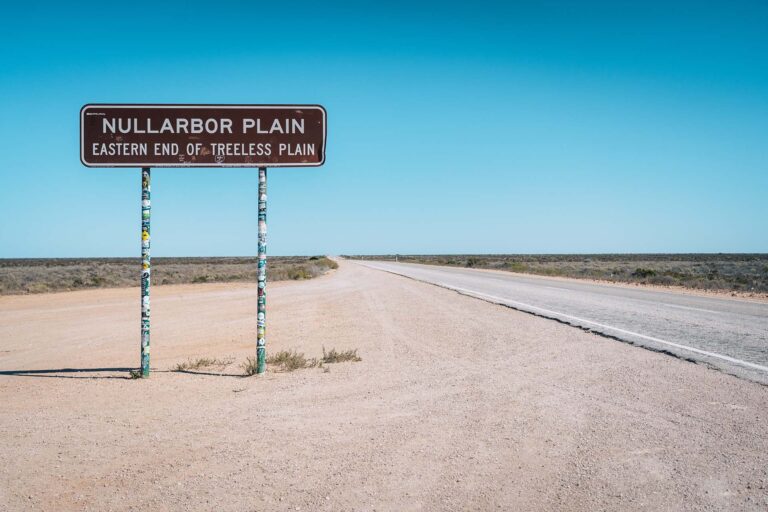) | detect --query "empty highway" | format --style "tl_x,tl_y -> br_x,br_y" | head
357,260 -> 768,384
